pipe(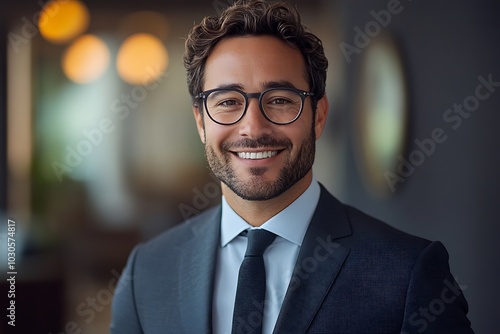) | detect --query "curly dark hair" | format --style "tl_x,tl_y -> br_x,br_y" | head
183,0 -> 328,110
